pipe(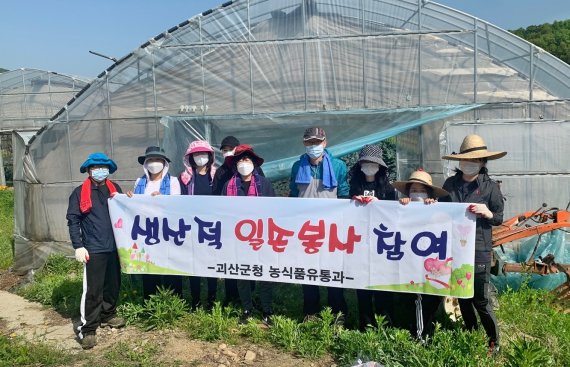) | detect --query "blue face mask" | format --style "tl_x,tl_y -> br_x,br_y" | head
305,144 -> 324,159
91,168 -> 110,182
